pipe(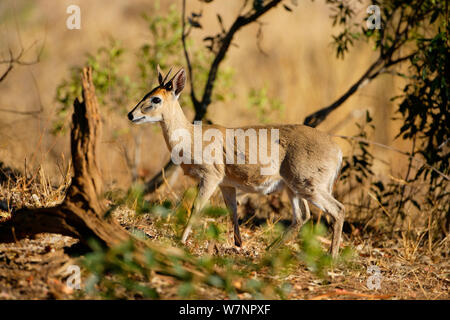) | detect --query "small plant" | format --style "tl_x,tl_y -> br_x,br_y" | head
82,239 -> 160,299
247,84 -> 284,123
54,39 -> 132,135
298,221 -> 332,277
340,110 -> 375,185
79,235 -> 257,299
